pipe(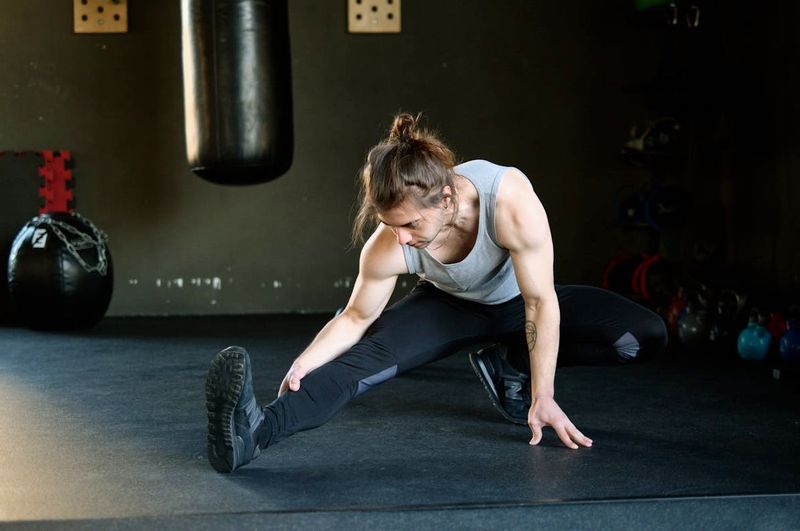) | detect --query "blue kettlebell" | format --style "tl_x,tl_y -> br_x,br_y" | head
779,319 -> 800,362
737,315 -> 771,361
